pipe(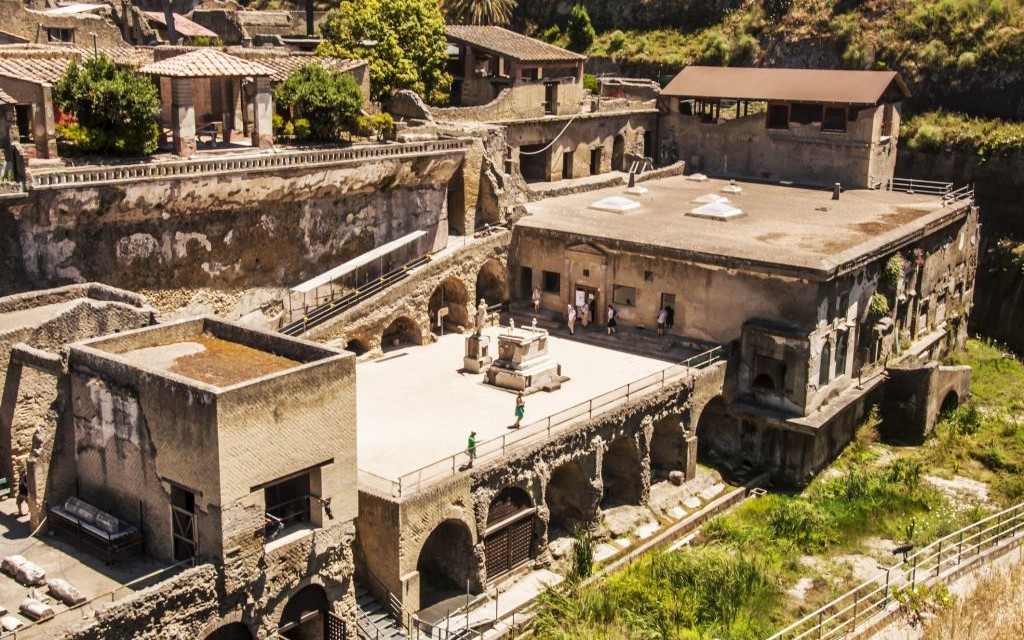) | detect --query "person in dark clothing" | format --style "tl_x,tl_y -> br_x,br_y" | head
16,468 -> 28,516
666,306 -> 675,328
